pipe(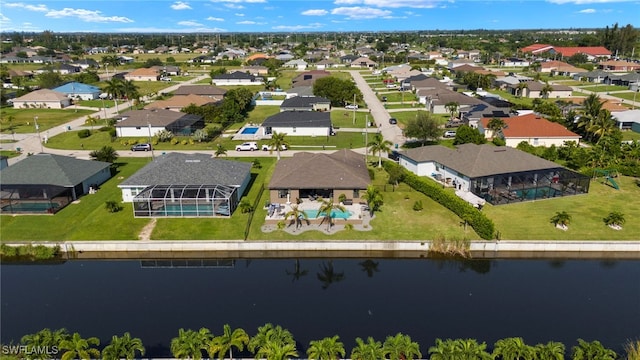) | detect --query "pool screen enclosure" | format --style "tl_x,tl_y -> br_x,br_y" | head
132,184 -> 238,217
